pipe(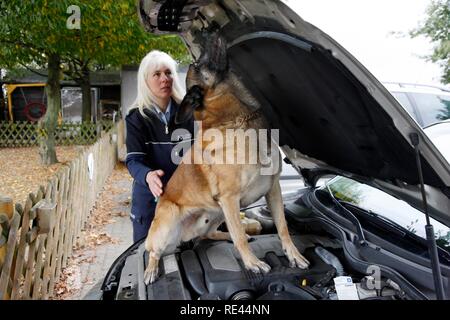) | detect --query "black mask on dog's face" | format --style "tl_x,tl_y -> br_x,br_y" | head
175,32 -> 229,124
175,84 -> 204,124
